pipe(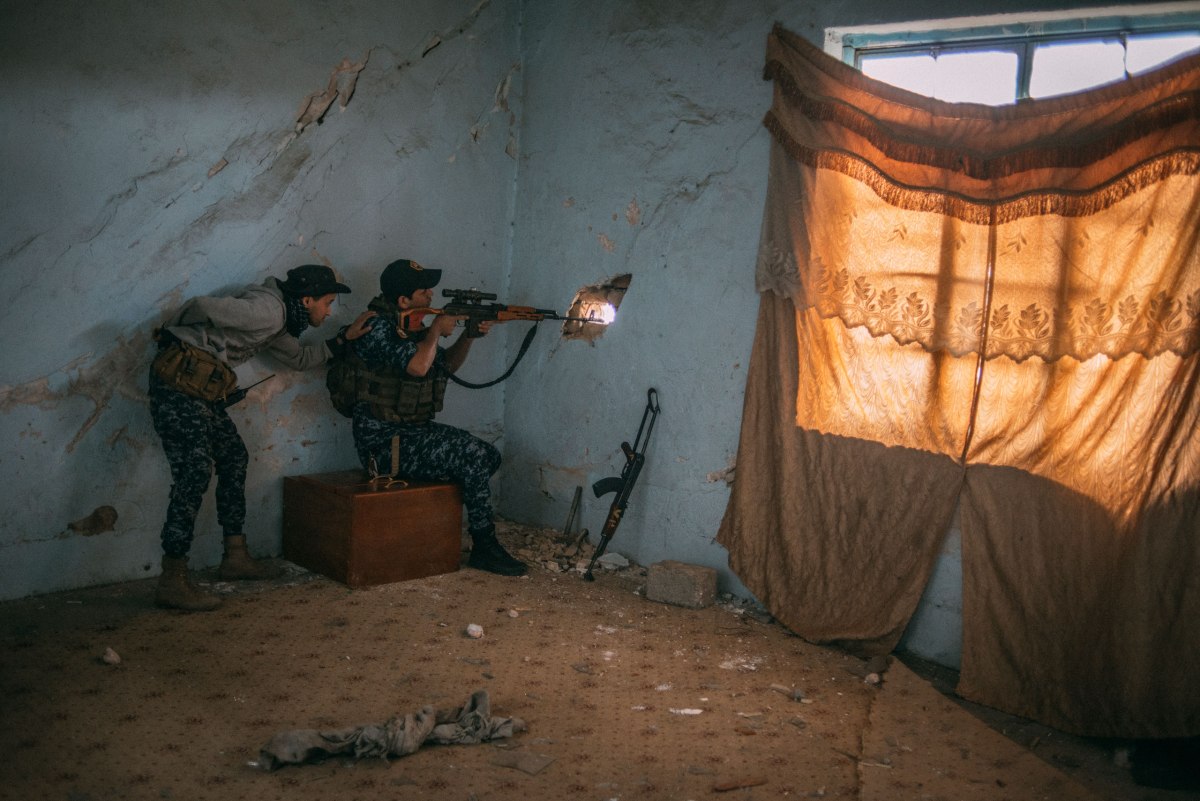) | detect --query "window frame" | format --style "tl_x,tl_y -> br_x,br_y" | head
826,3 -> 1200,102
